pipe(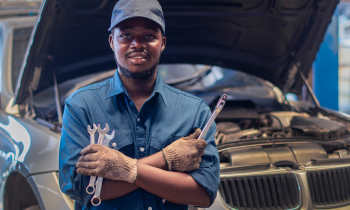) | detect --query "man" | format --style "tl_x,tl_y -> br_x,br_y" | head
59,0 -> 220,209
